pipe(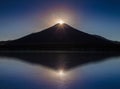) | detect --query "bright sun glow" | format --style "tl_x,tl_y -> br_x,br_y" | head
58,70 -> 65,76
57,19 -> 65,25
